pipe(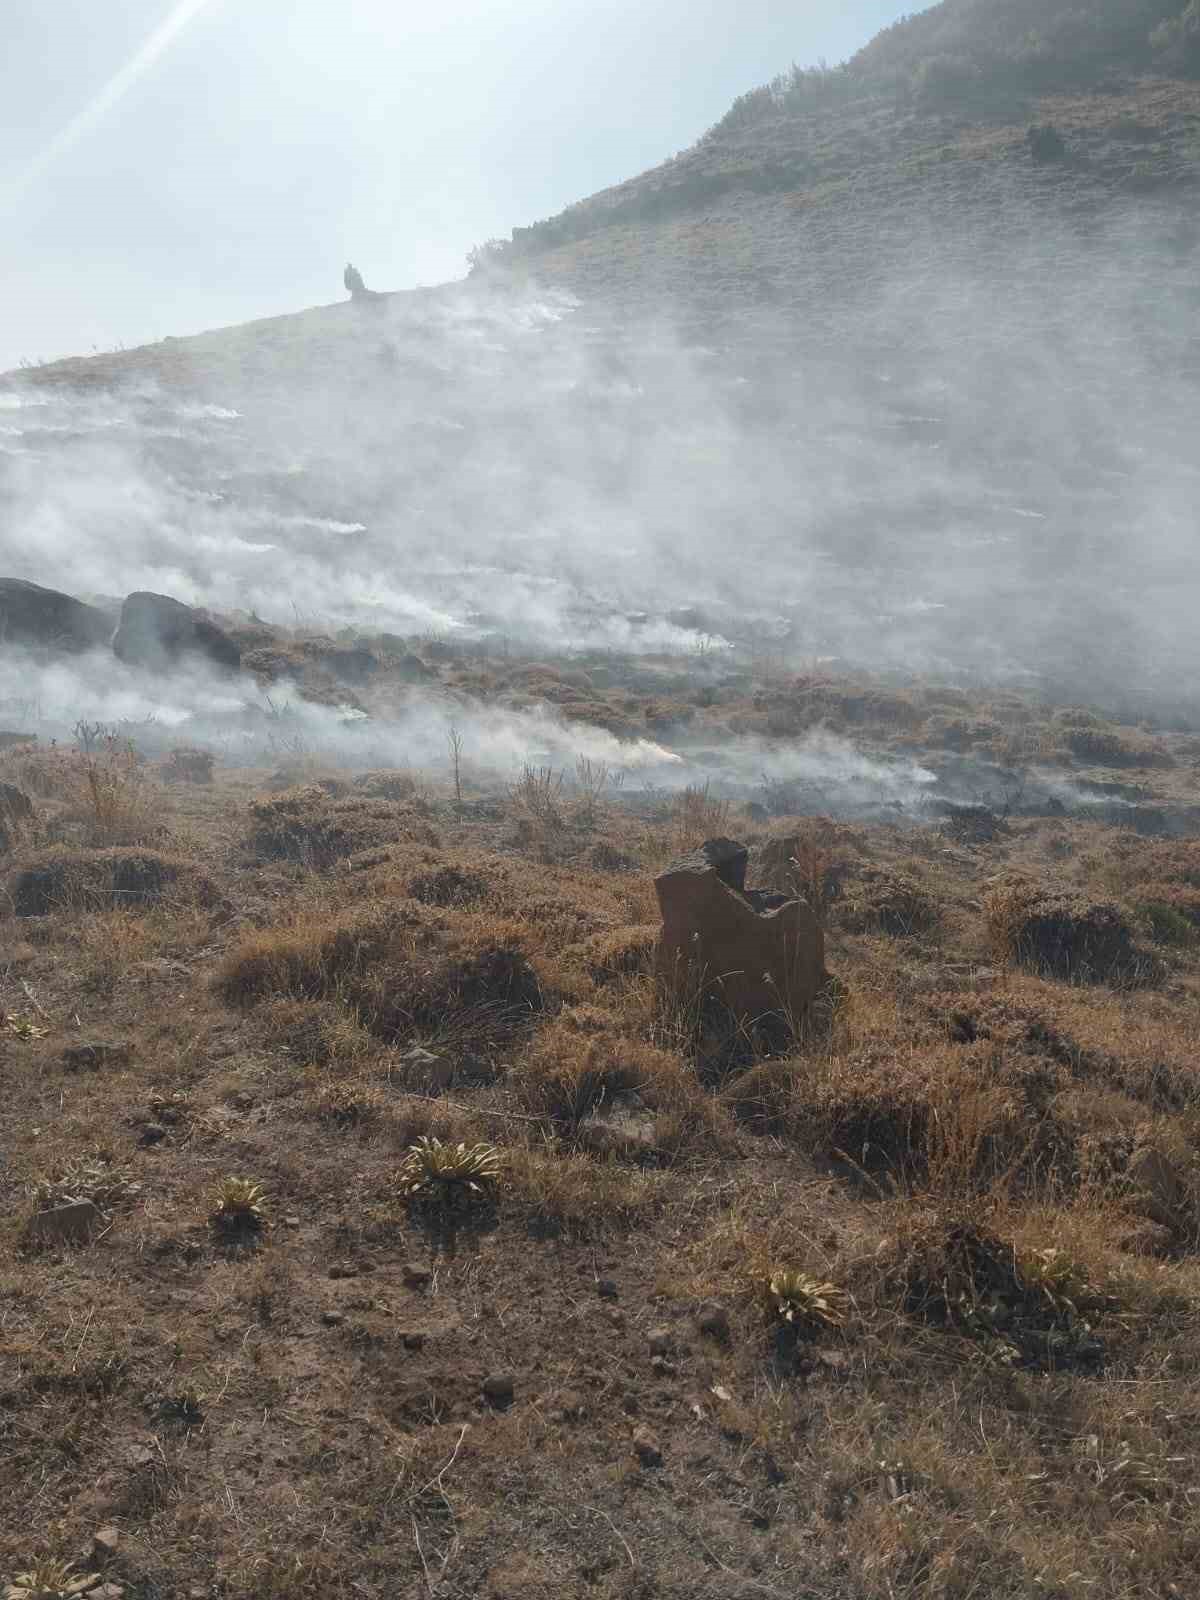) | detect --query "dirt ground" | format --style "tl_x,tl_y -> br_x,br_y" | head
3,648 -> 1200,1600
